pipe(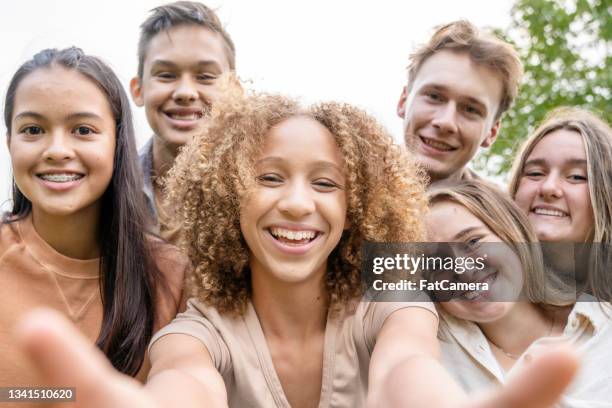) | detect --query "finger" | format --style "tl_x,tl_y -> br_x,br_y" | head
16,308 -> 115,386
473,346 -> 578,408
16,308 -> 157,408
